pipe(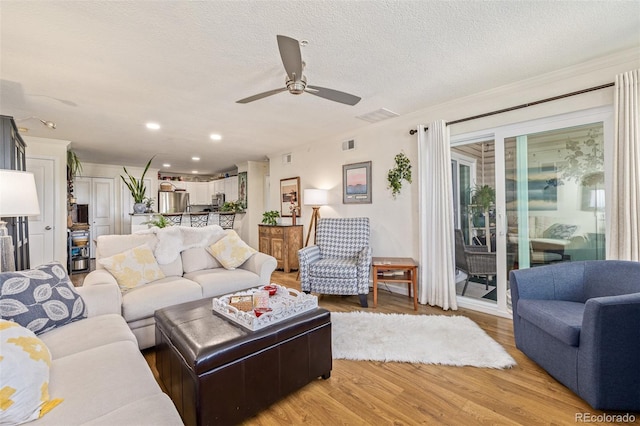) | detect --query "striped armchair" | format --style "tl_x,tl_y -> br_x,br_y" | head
298,217 -> 371,307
